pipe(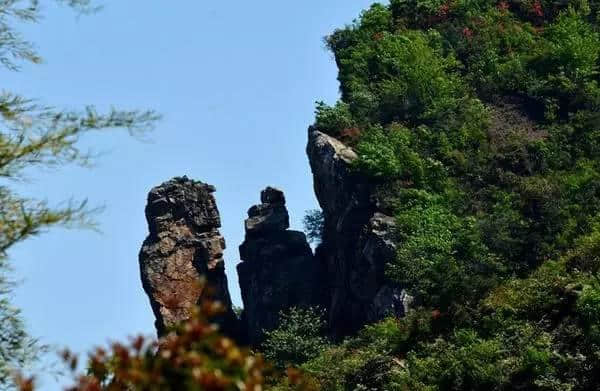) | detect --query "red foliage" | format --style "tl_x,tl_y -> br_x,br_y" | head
462,27 -> 474,39
339,127 -> 362,144
532,1 -> 544,17
497,1 -> 510,11
14,376 -> 34,391
16,283 -> 312,390
437,3 -> 451,18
